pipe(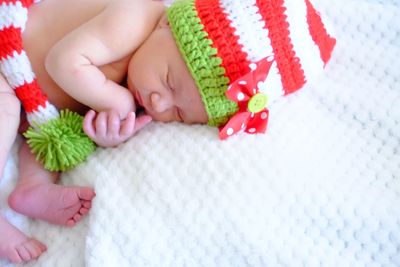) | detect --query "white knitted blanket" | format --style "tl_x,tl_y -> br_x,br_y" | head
1,0 -> 399,266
